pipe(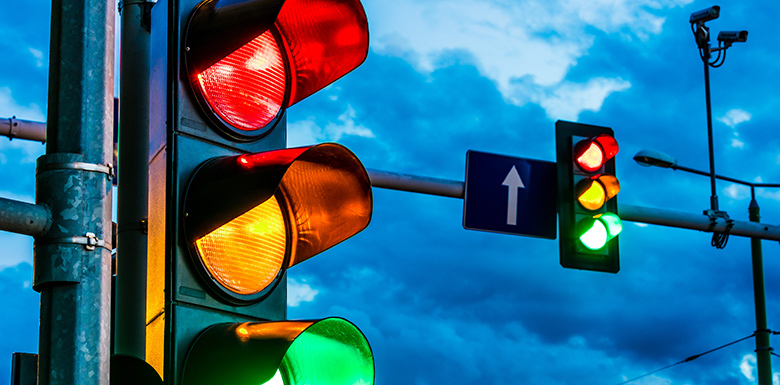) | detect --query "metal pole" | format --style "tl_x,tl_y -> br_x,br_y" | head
115,0 -> 152,359
366,169 -> 780,241
0,197 -> 51,237
34,0 -> 115,384
0,117 -> 47,142
748,199 -> 772,385
703,57 -> 719,211
367,169 -> 464,198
